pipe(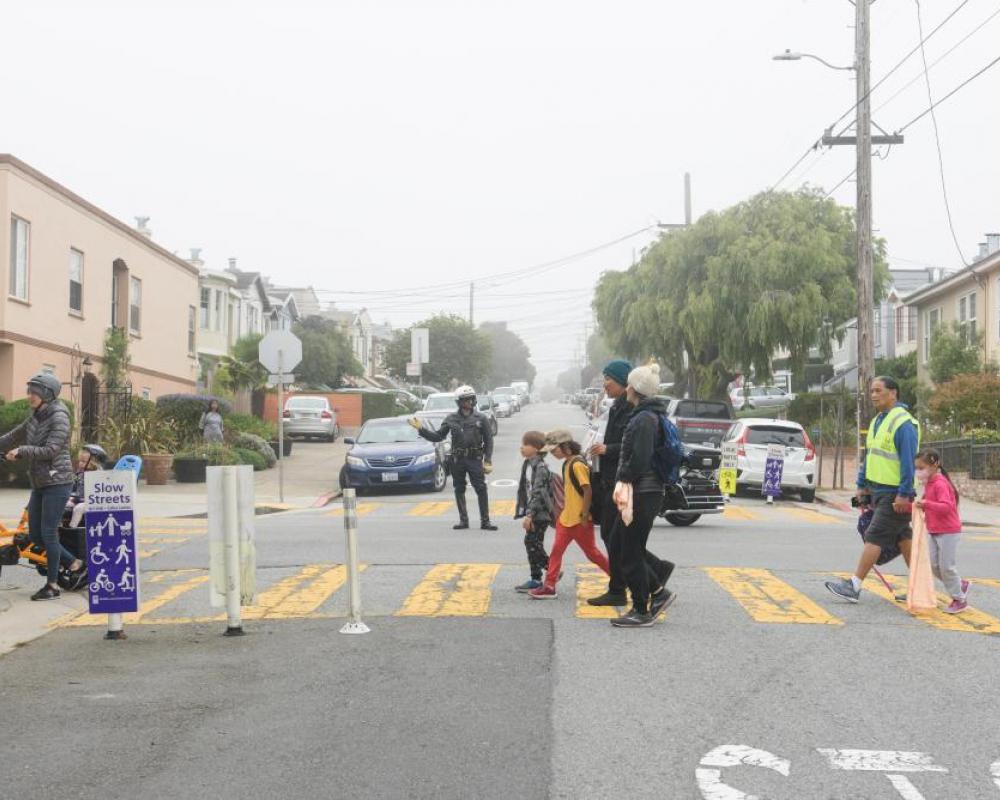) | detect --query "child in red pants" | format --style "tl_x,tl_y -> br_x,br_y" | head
530,429 -> 610,599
